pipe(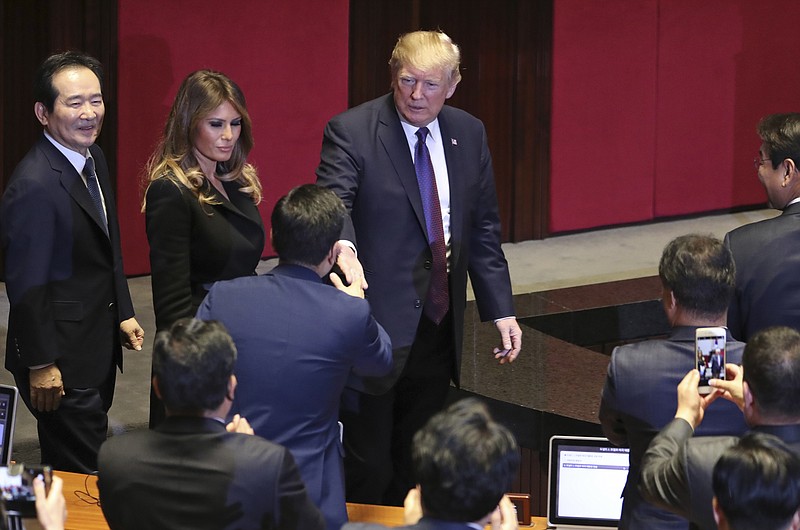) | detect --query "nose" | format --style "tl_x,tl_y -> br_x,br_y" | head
80,102 -> 96,119
221,124 -> 233,141
411,81 -> 424,99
